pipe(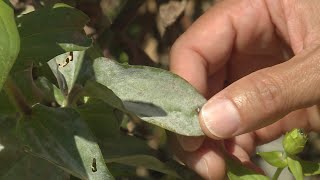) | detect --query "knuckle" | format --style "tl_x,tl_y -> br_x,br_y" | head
249,70 -> 286,114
